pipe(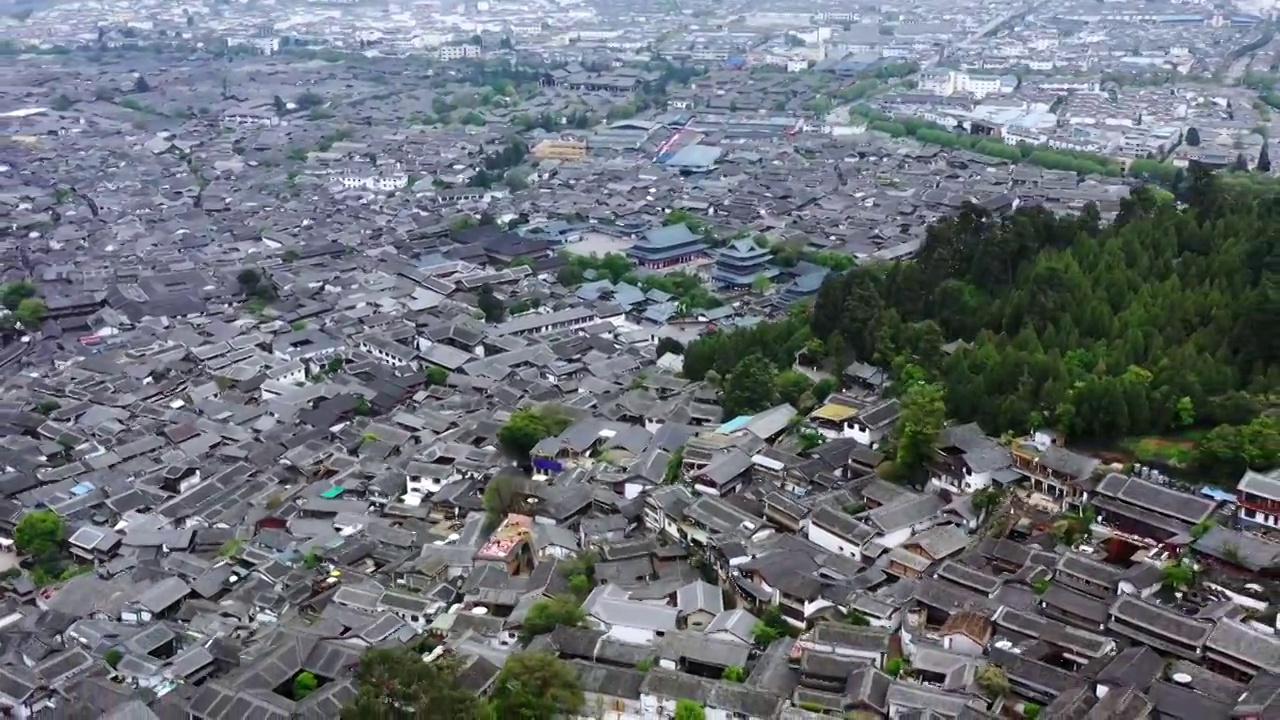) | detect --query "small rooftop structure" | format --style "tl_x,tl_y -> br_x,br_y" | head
664,144 -> 723,172
476,514 -> 534,561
